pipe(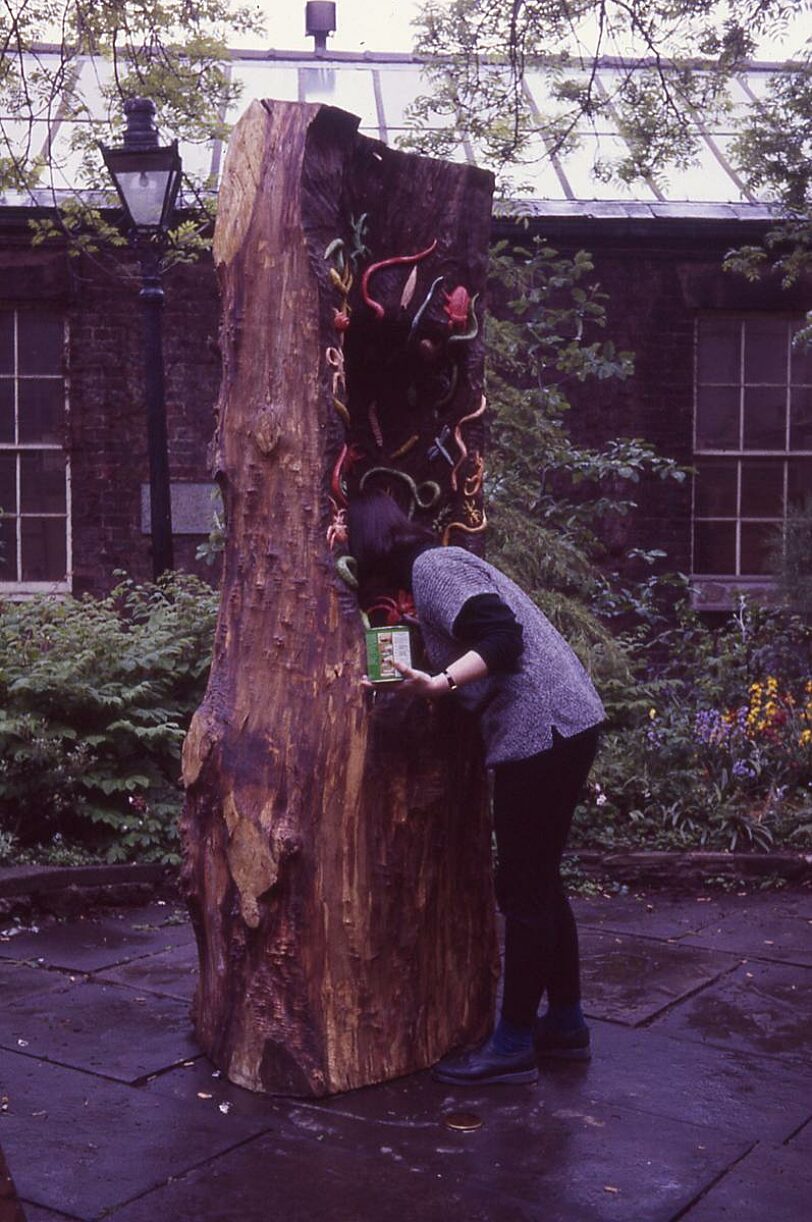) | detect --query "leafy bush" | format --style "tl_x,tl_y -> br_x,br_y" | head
575,601 -> 812,853
0,573 -> 217,863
